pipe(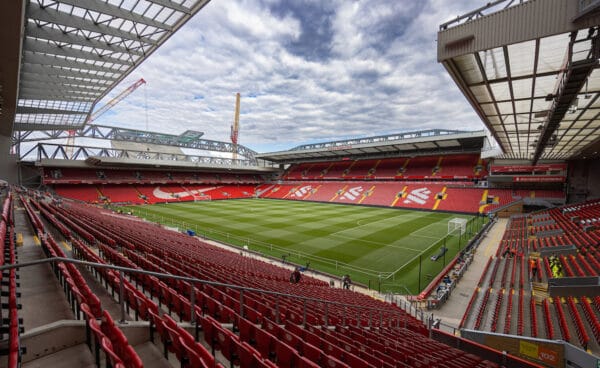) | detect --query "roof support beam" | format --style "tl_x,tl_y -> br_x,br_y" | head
28,2 -> 159,46
23,51 -> 123,75
16,106 -> 88,115
148,0 -> 191,14
20,86 -> 99,98
18,91 -> 96,101
26,24 -> 144,56
13,123 -> 82,131
58,0 -> 174,31
23,37 -> 132,66
19,72 -> 112,87
20,80 -> 104,94
467,70 -> 560,88
555,95 -> 600,156
16,123 -> 258,162
21,63 -> 118,82
474,51 -> 513,154
533,30 -> 599,163
502,45 -> 520,153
